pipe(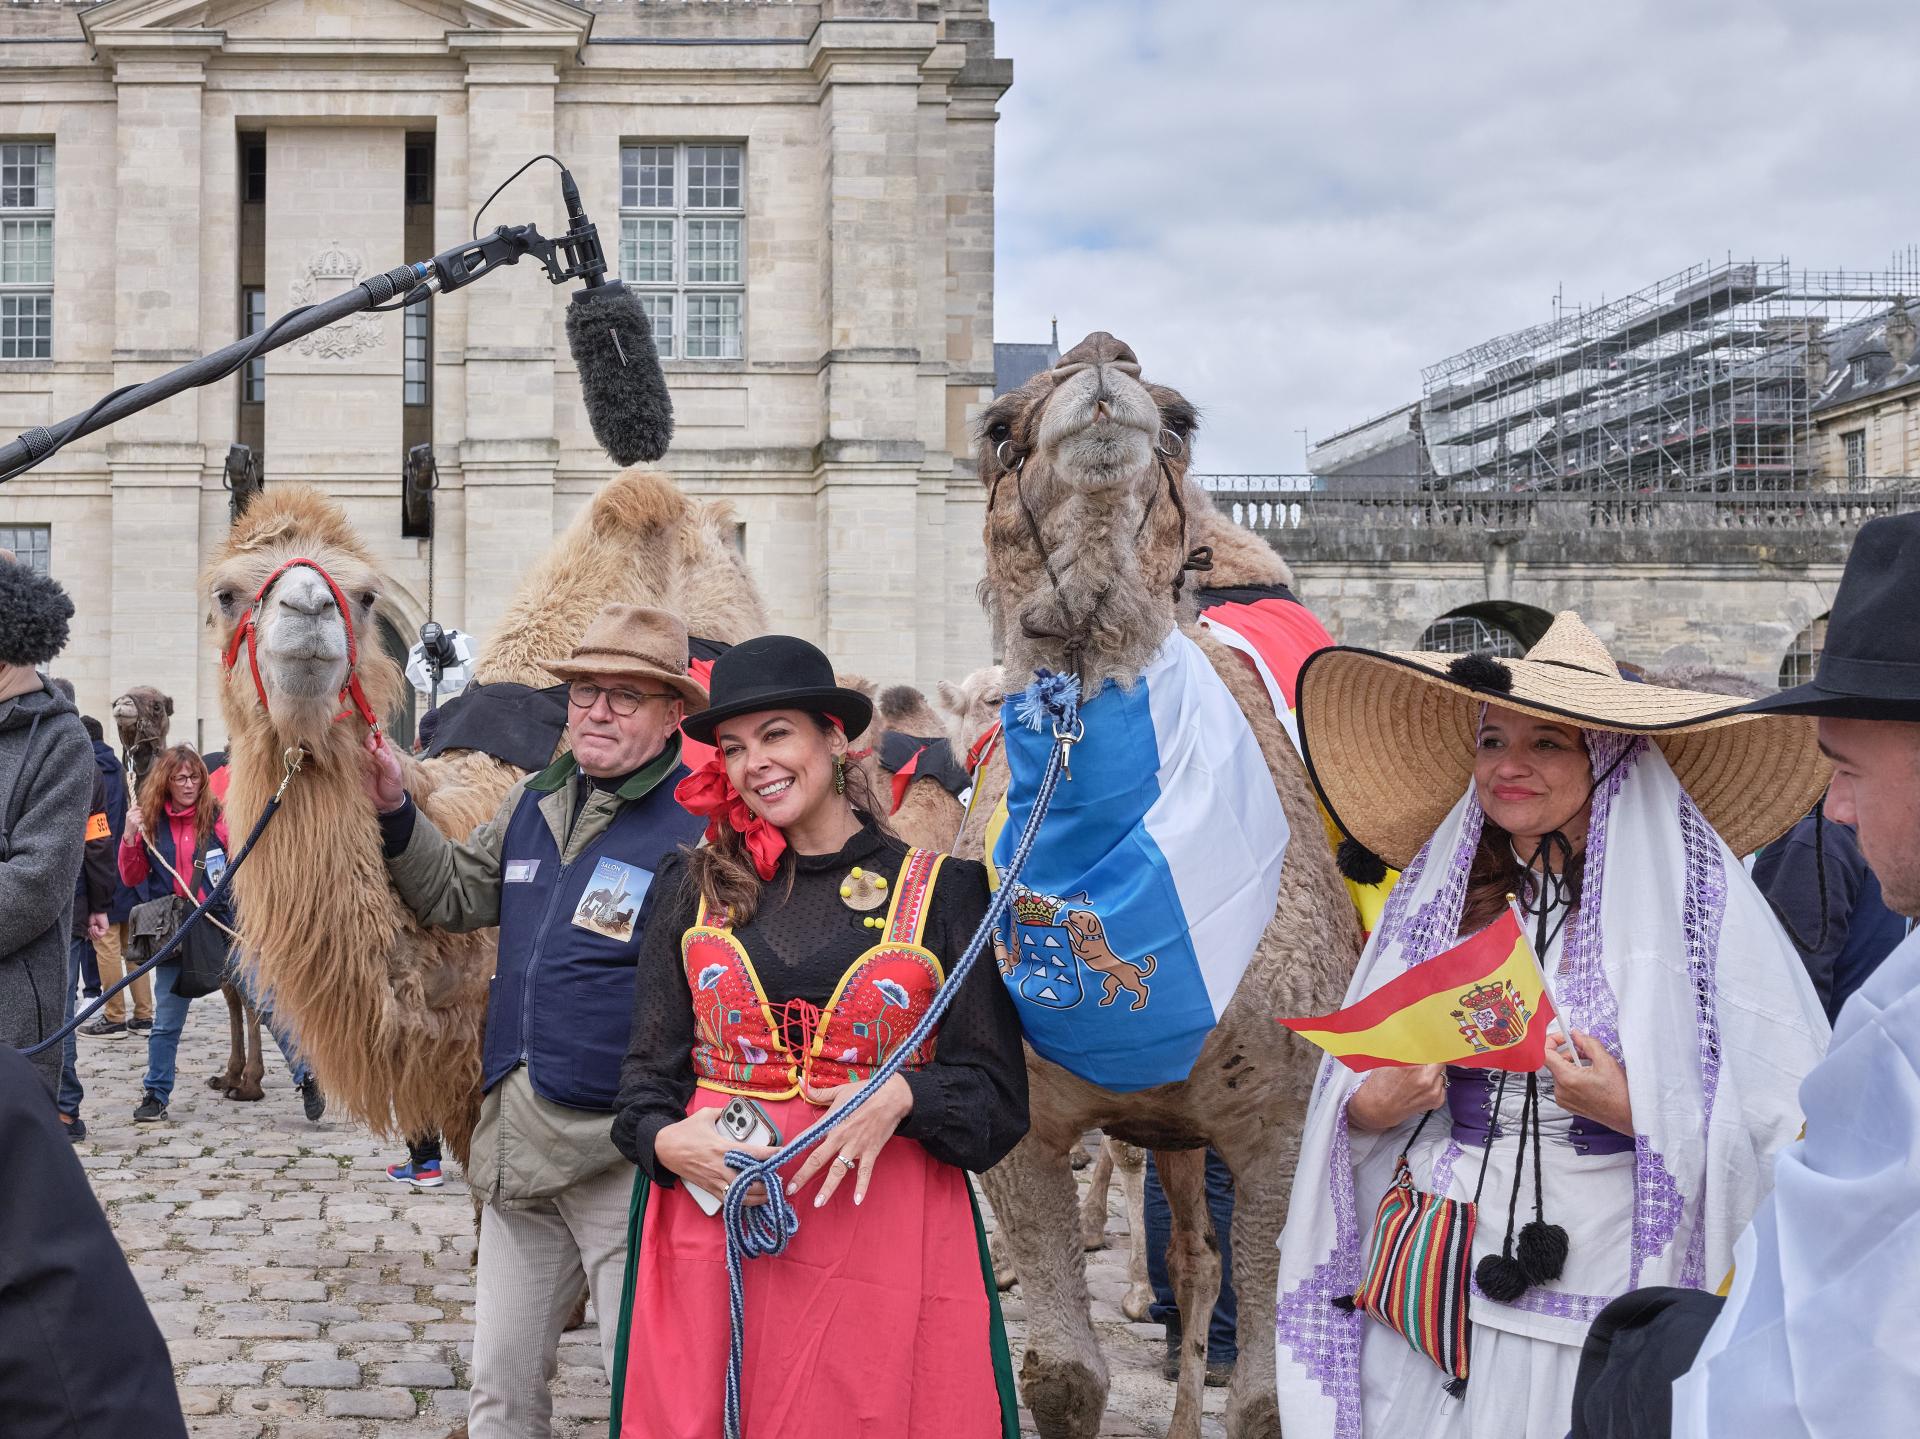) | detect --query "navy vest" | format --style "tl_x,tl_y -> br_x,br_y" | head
484,770 -> 702,1111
